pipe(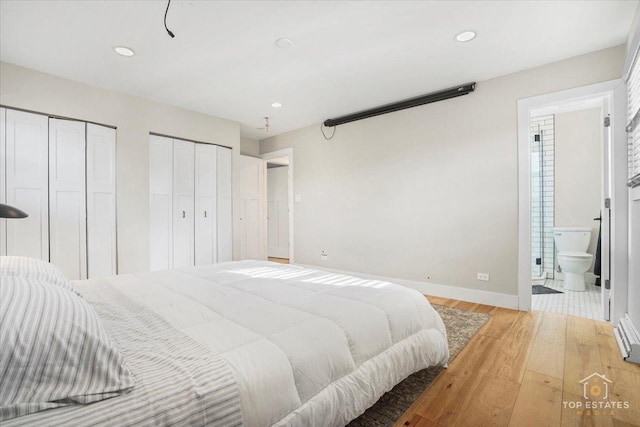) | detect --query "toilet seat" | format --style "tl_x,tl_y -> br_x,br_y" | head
558,251 -> 593,260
